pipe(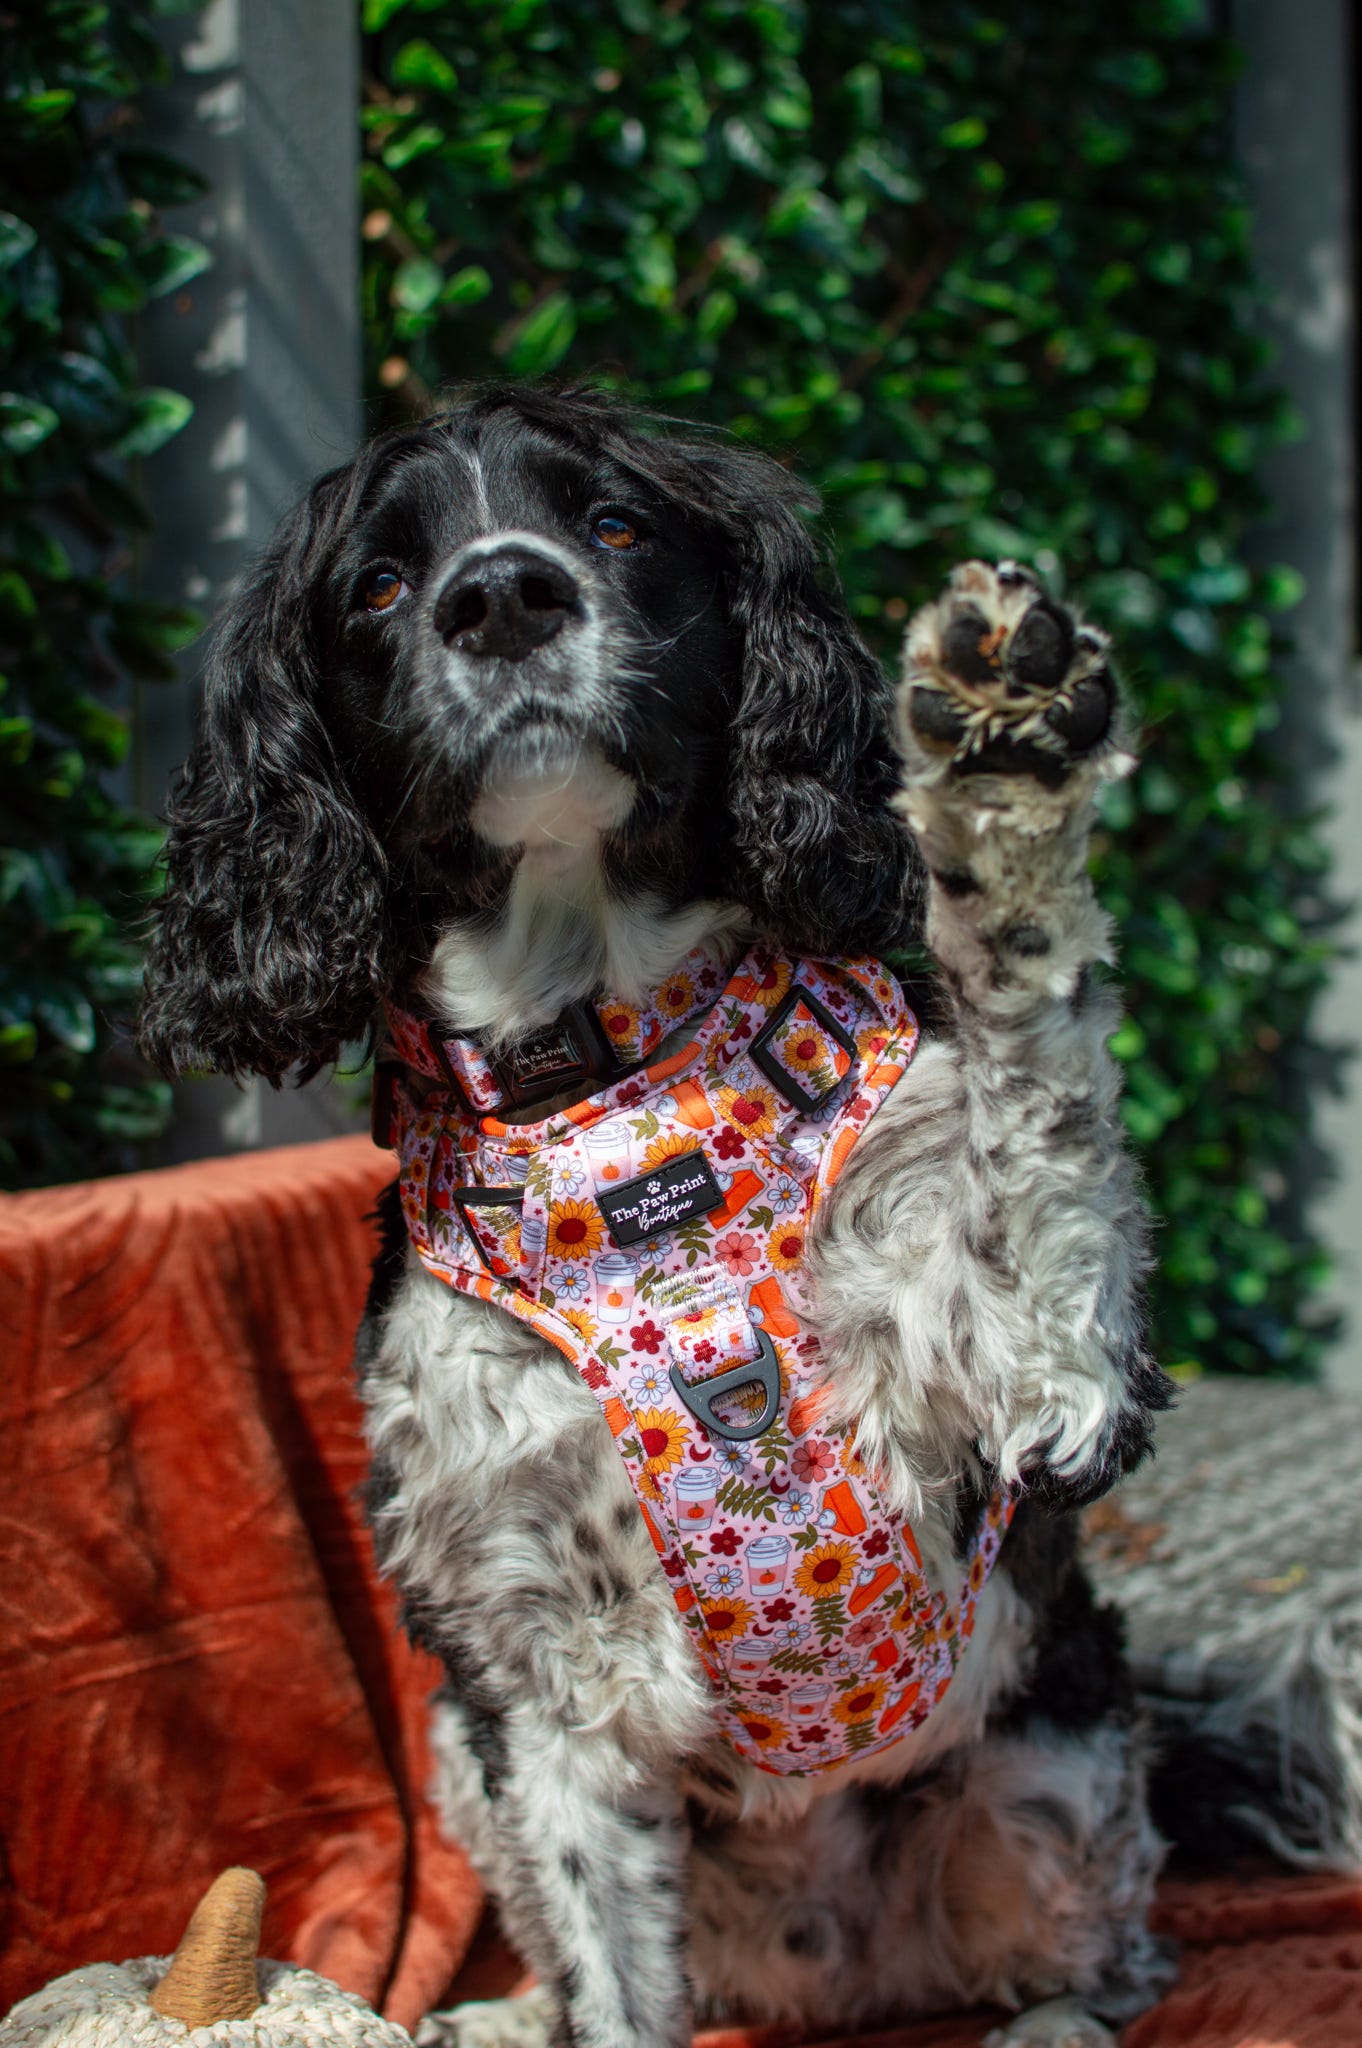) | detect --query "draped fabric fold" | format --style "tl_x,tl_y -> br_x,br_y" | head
2,1136 -> 1359,2046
